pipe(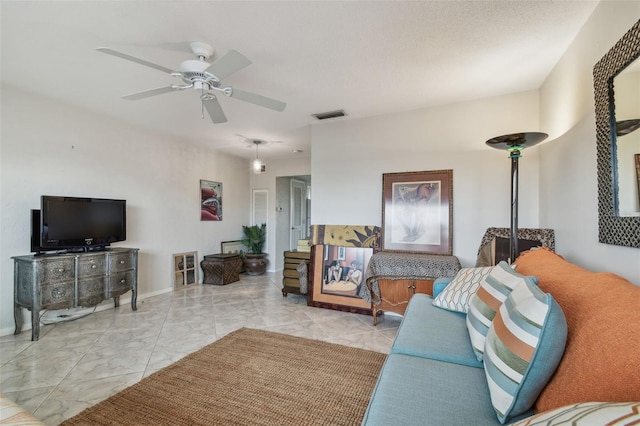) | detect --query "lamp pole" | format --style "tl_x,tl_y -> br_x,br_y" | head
486,132 -> 548,264
508,147 -> 522,263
